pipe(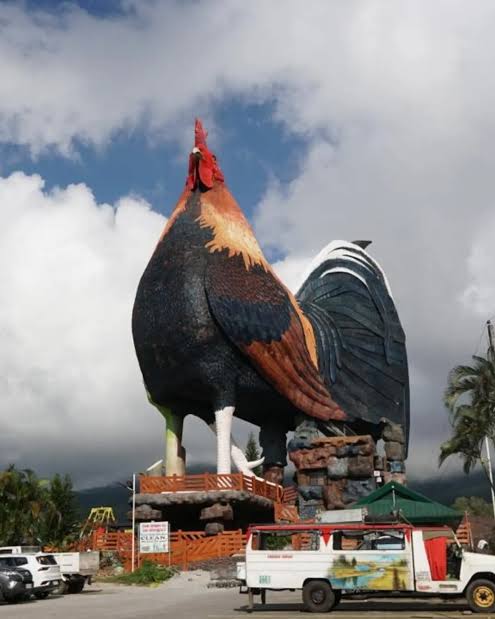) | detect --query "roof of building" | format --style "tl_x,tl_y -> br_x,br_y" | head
355,481 -> 462,525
